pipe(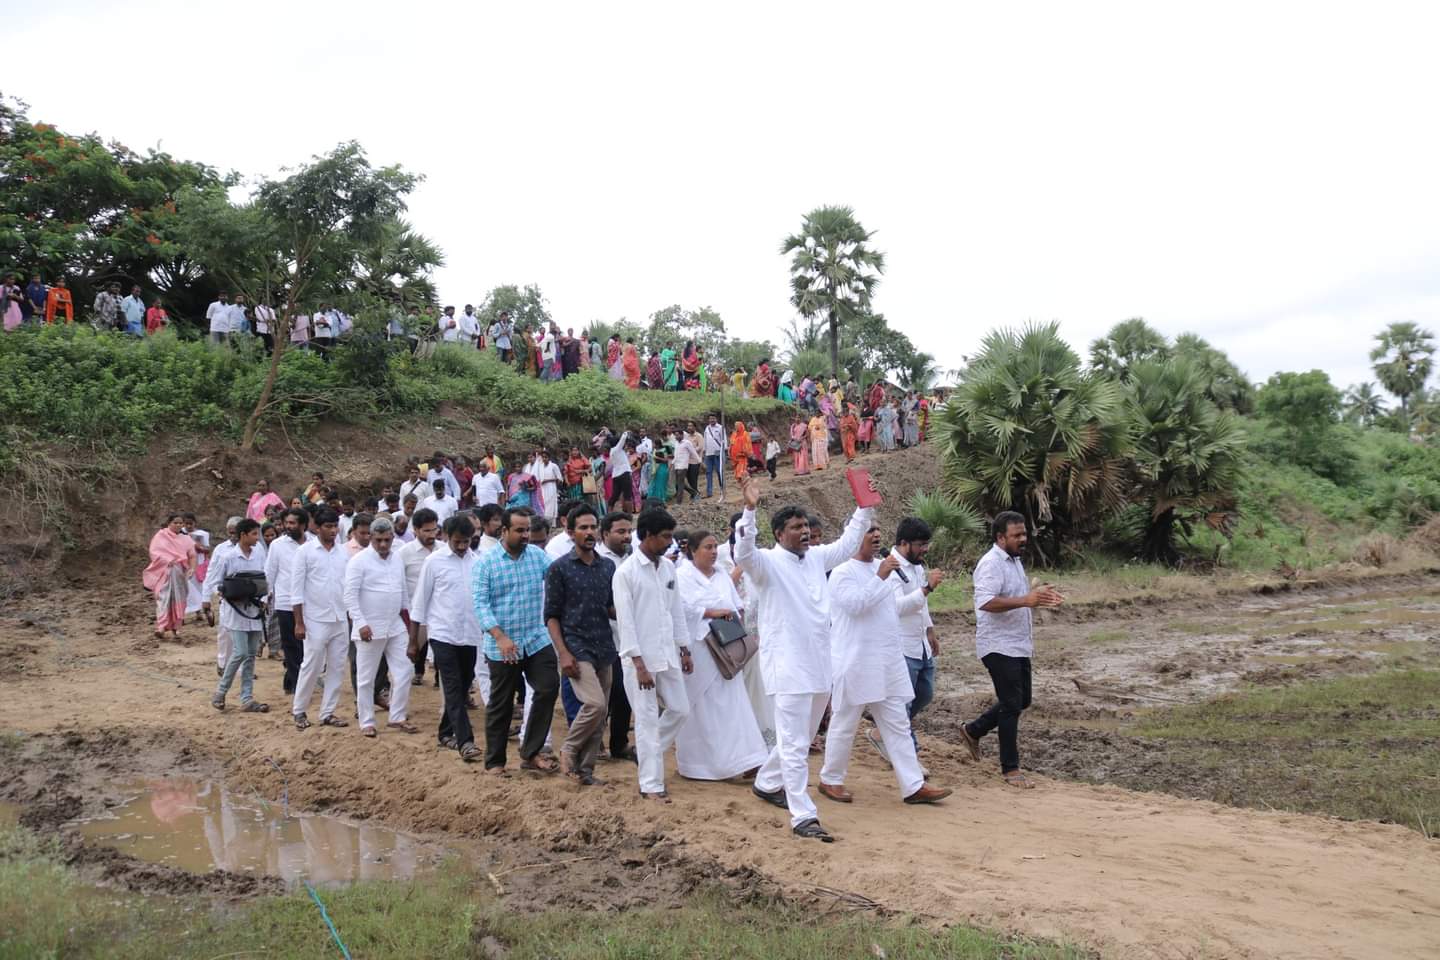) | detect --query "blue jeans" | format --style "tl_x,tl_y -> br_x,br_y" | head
560,676 -> 581,725
904,655 -> 935,750
704,454 -> 724,496
217,629 -> 263,704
